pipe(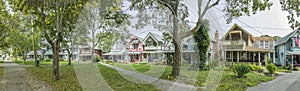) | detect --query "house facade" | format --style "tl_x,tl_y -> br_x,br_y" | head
275,29 -> 300,66
103,31 -> 220,65
103,39 -> 127,62
142,32 -> 163,63
127,36 -> 144,62
222,24 -> 274,66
